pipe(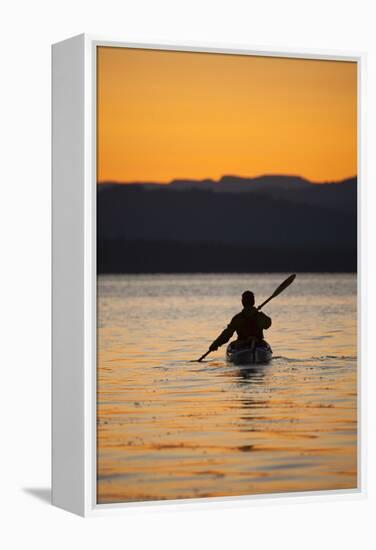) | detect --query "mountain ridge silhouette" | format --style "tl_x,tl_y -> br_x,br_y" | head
97,175 -> 357,273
